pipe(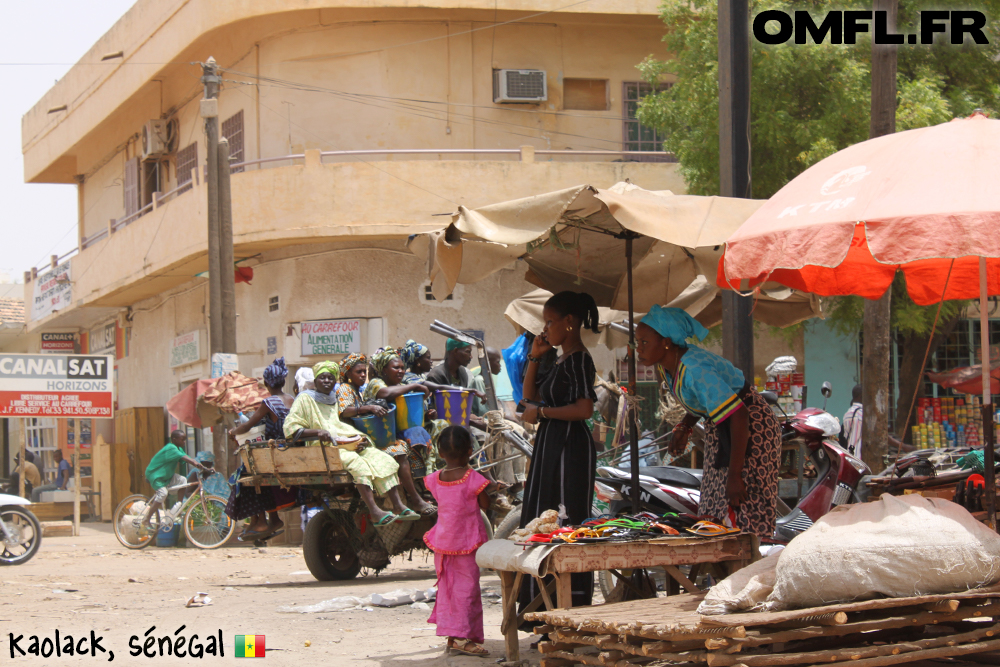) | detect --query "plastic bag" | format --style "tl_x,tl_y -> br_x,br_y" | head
503,333 -> 532,405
